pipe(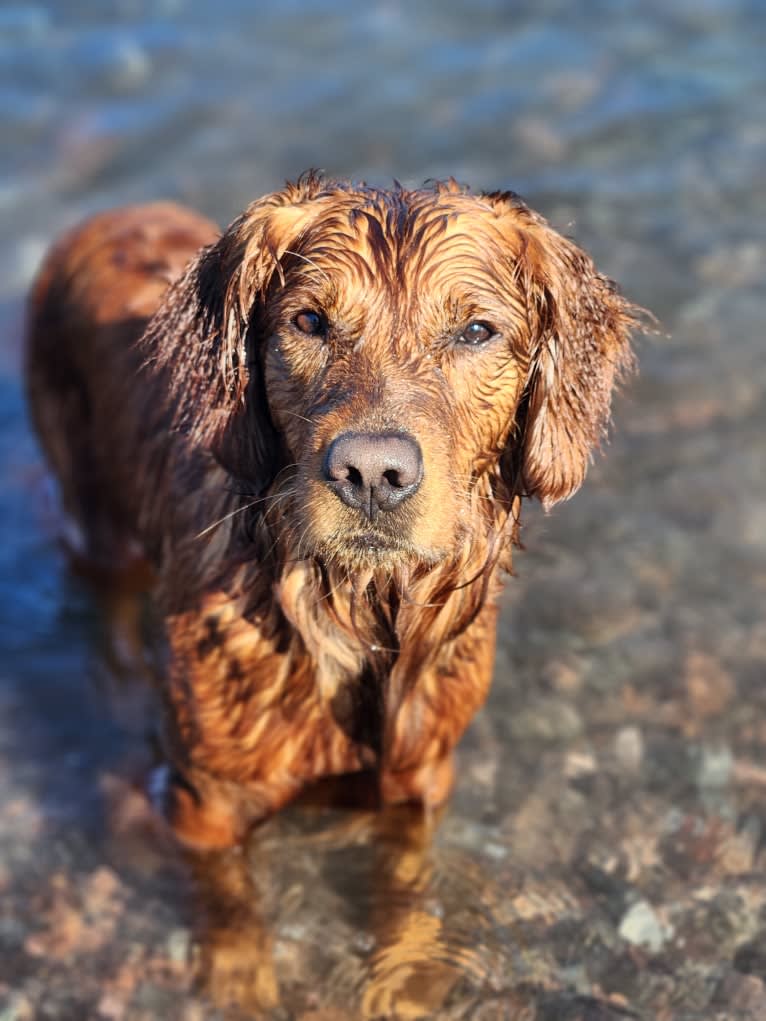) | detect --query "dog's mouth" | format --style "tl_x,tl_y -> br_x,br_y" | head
328,529 -> 409,561
348,530 -> 396,550
312,527 -> 445,569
